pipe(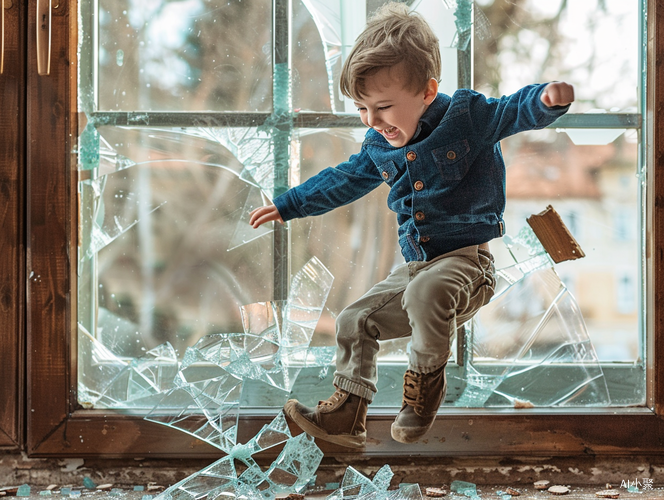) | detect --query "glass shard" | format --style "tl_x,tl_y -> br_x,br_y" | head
95,342 -> 179,408
195,127 -> 276,196
391,483 -> 424,500
227,185 -> 274,251
145,366 -> 243,453
83,478 -> 96,489
151,413 -> 322,500
326,465 -> 398,499
79,167 -> 167,259
16,485 -> 31,497
451,480 -> 477,496
78,125 -> 137,177
284,256 -> 335,347
77,324 -> 129,407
